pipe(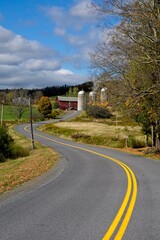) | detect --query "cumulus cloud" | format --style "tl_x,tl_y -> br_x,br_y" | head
0,25 -> 87,89
41,0 -> 96,30
20,59 -> 60,71
54,69 -> 74,75
41,1 -> 98,40
69,0 -> 94,19
54,27 -> 66,36
0,1 -> 99,89
40,0 -> 99,69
